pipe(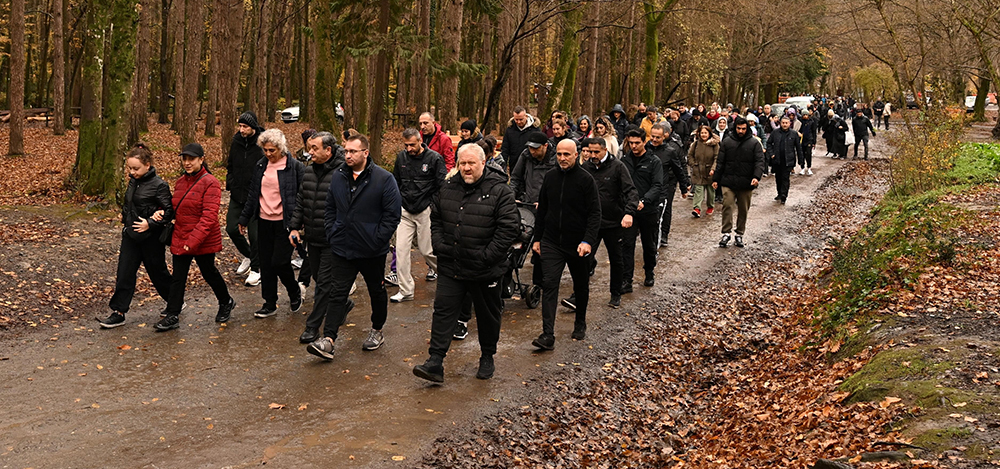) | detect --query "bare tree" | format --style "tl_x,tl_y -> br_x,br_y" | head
51,0 -> 66,135
129,0 -> 156,145
8,0 -> 26,156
